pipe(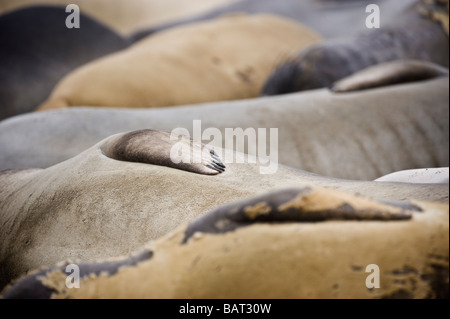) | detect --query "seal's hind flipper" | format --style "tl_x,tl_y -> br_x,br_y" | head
183,186 -> 418,243
331,60 -> 449,93
101,129 -> 225,175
